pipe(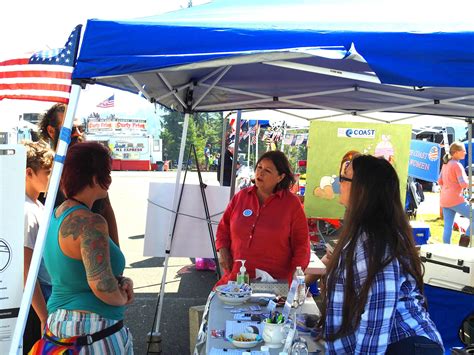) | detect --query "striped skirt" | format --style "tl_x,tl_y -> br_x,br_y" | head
47,309 -> 133,354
